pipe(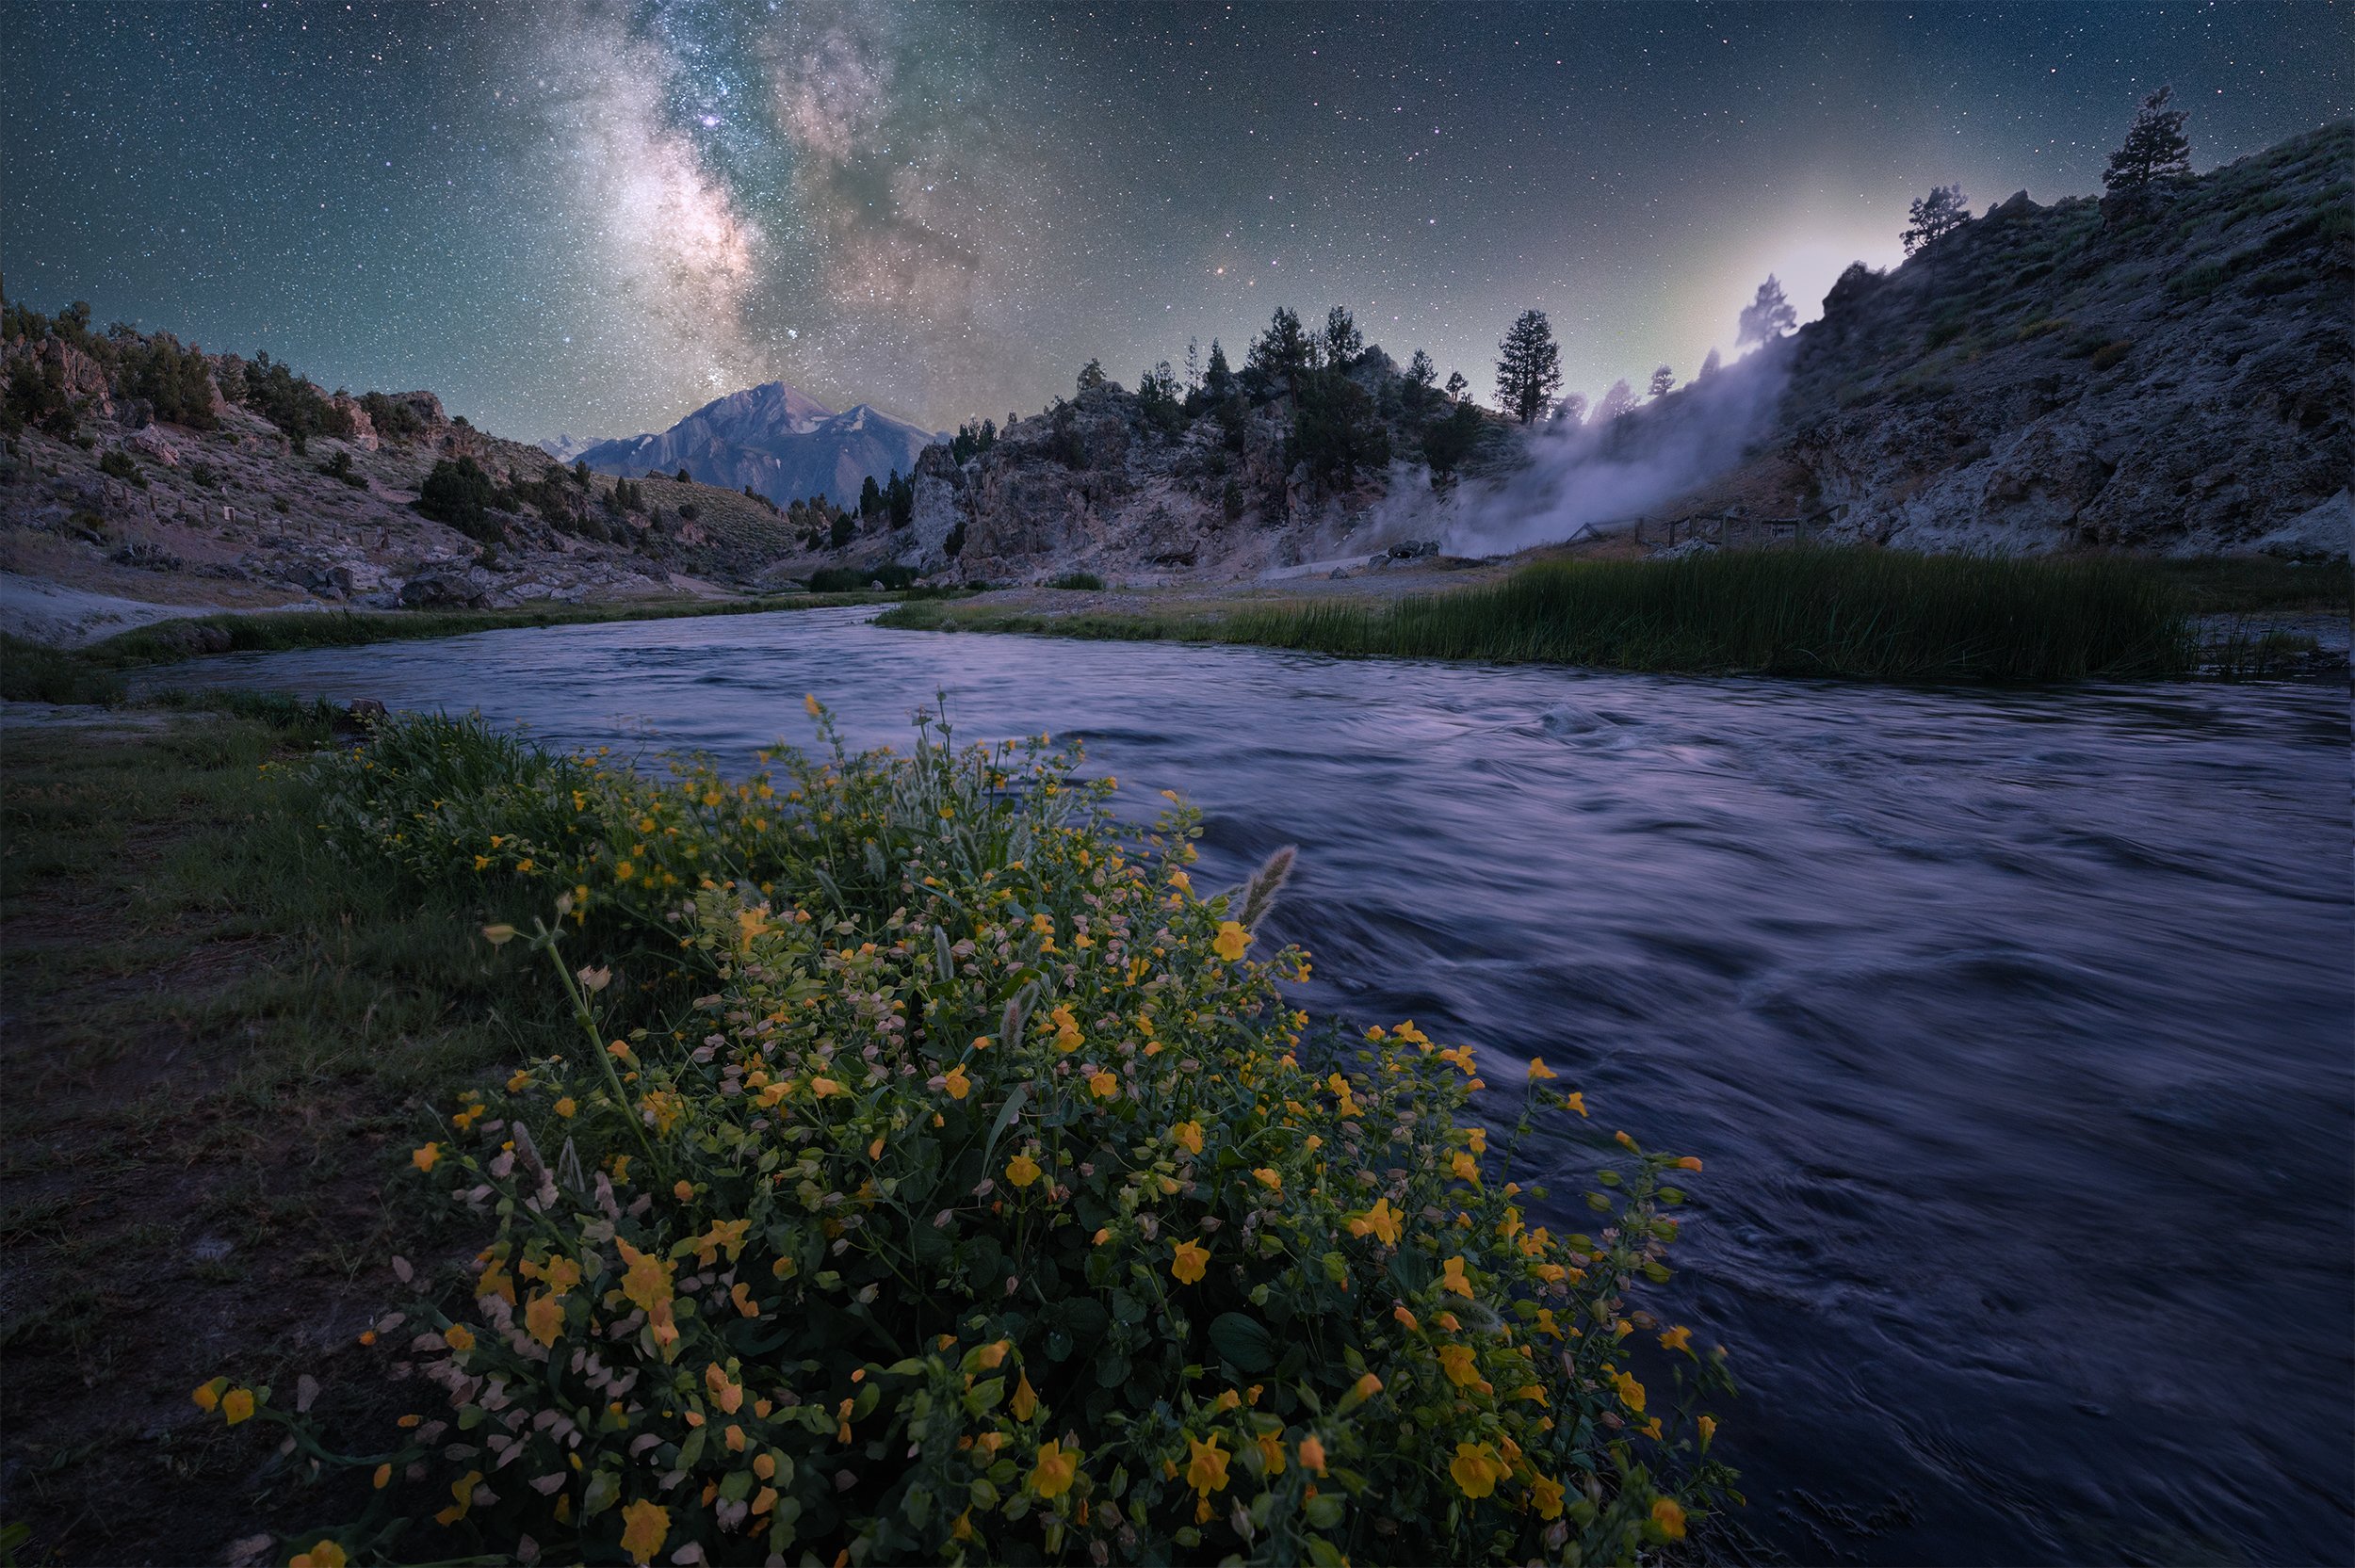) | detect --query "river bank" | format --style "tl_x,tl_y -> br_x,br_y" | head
0,703 -> 583,1562
878,551 -> 2349,683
